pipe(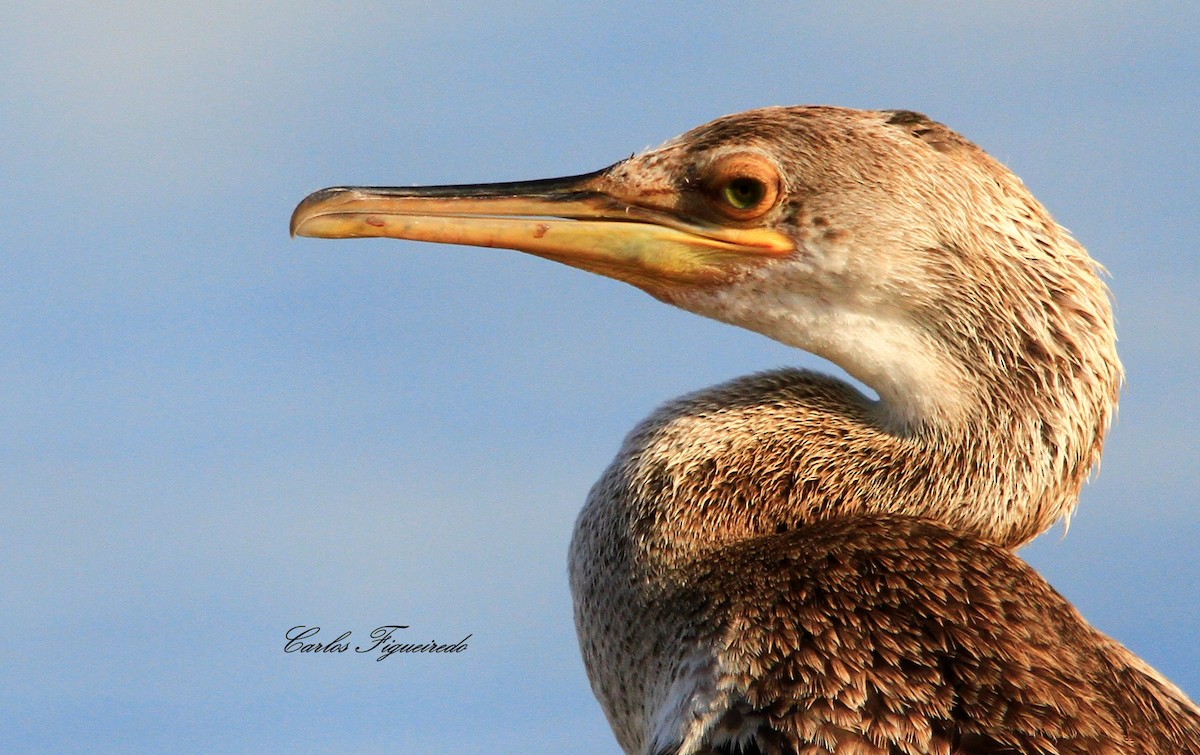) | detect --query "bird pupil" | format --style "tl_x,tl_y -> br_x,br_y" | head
726,178 -> 762,208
